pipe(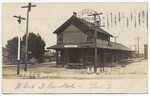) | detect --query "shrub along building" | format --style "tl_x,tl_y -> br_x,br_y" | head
47,13 -> 134,68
